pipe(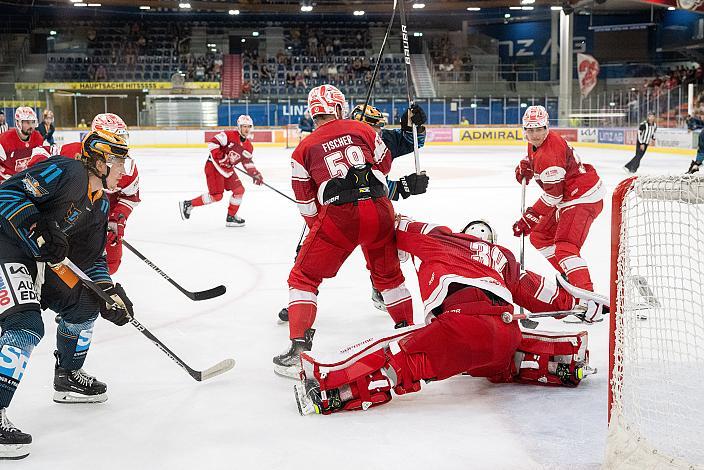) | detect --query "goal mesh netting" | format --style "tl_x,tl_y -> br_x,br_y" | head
607,175 -> 704,469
